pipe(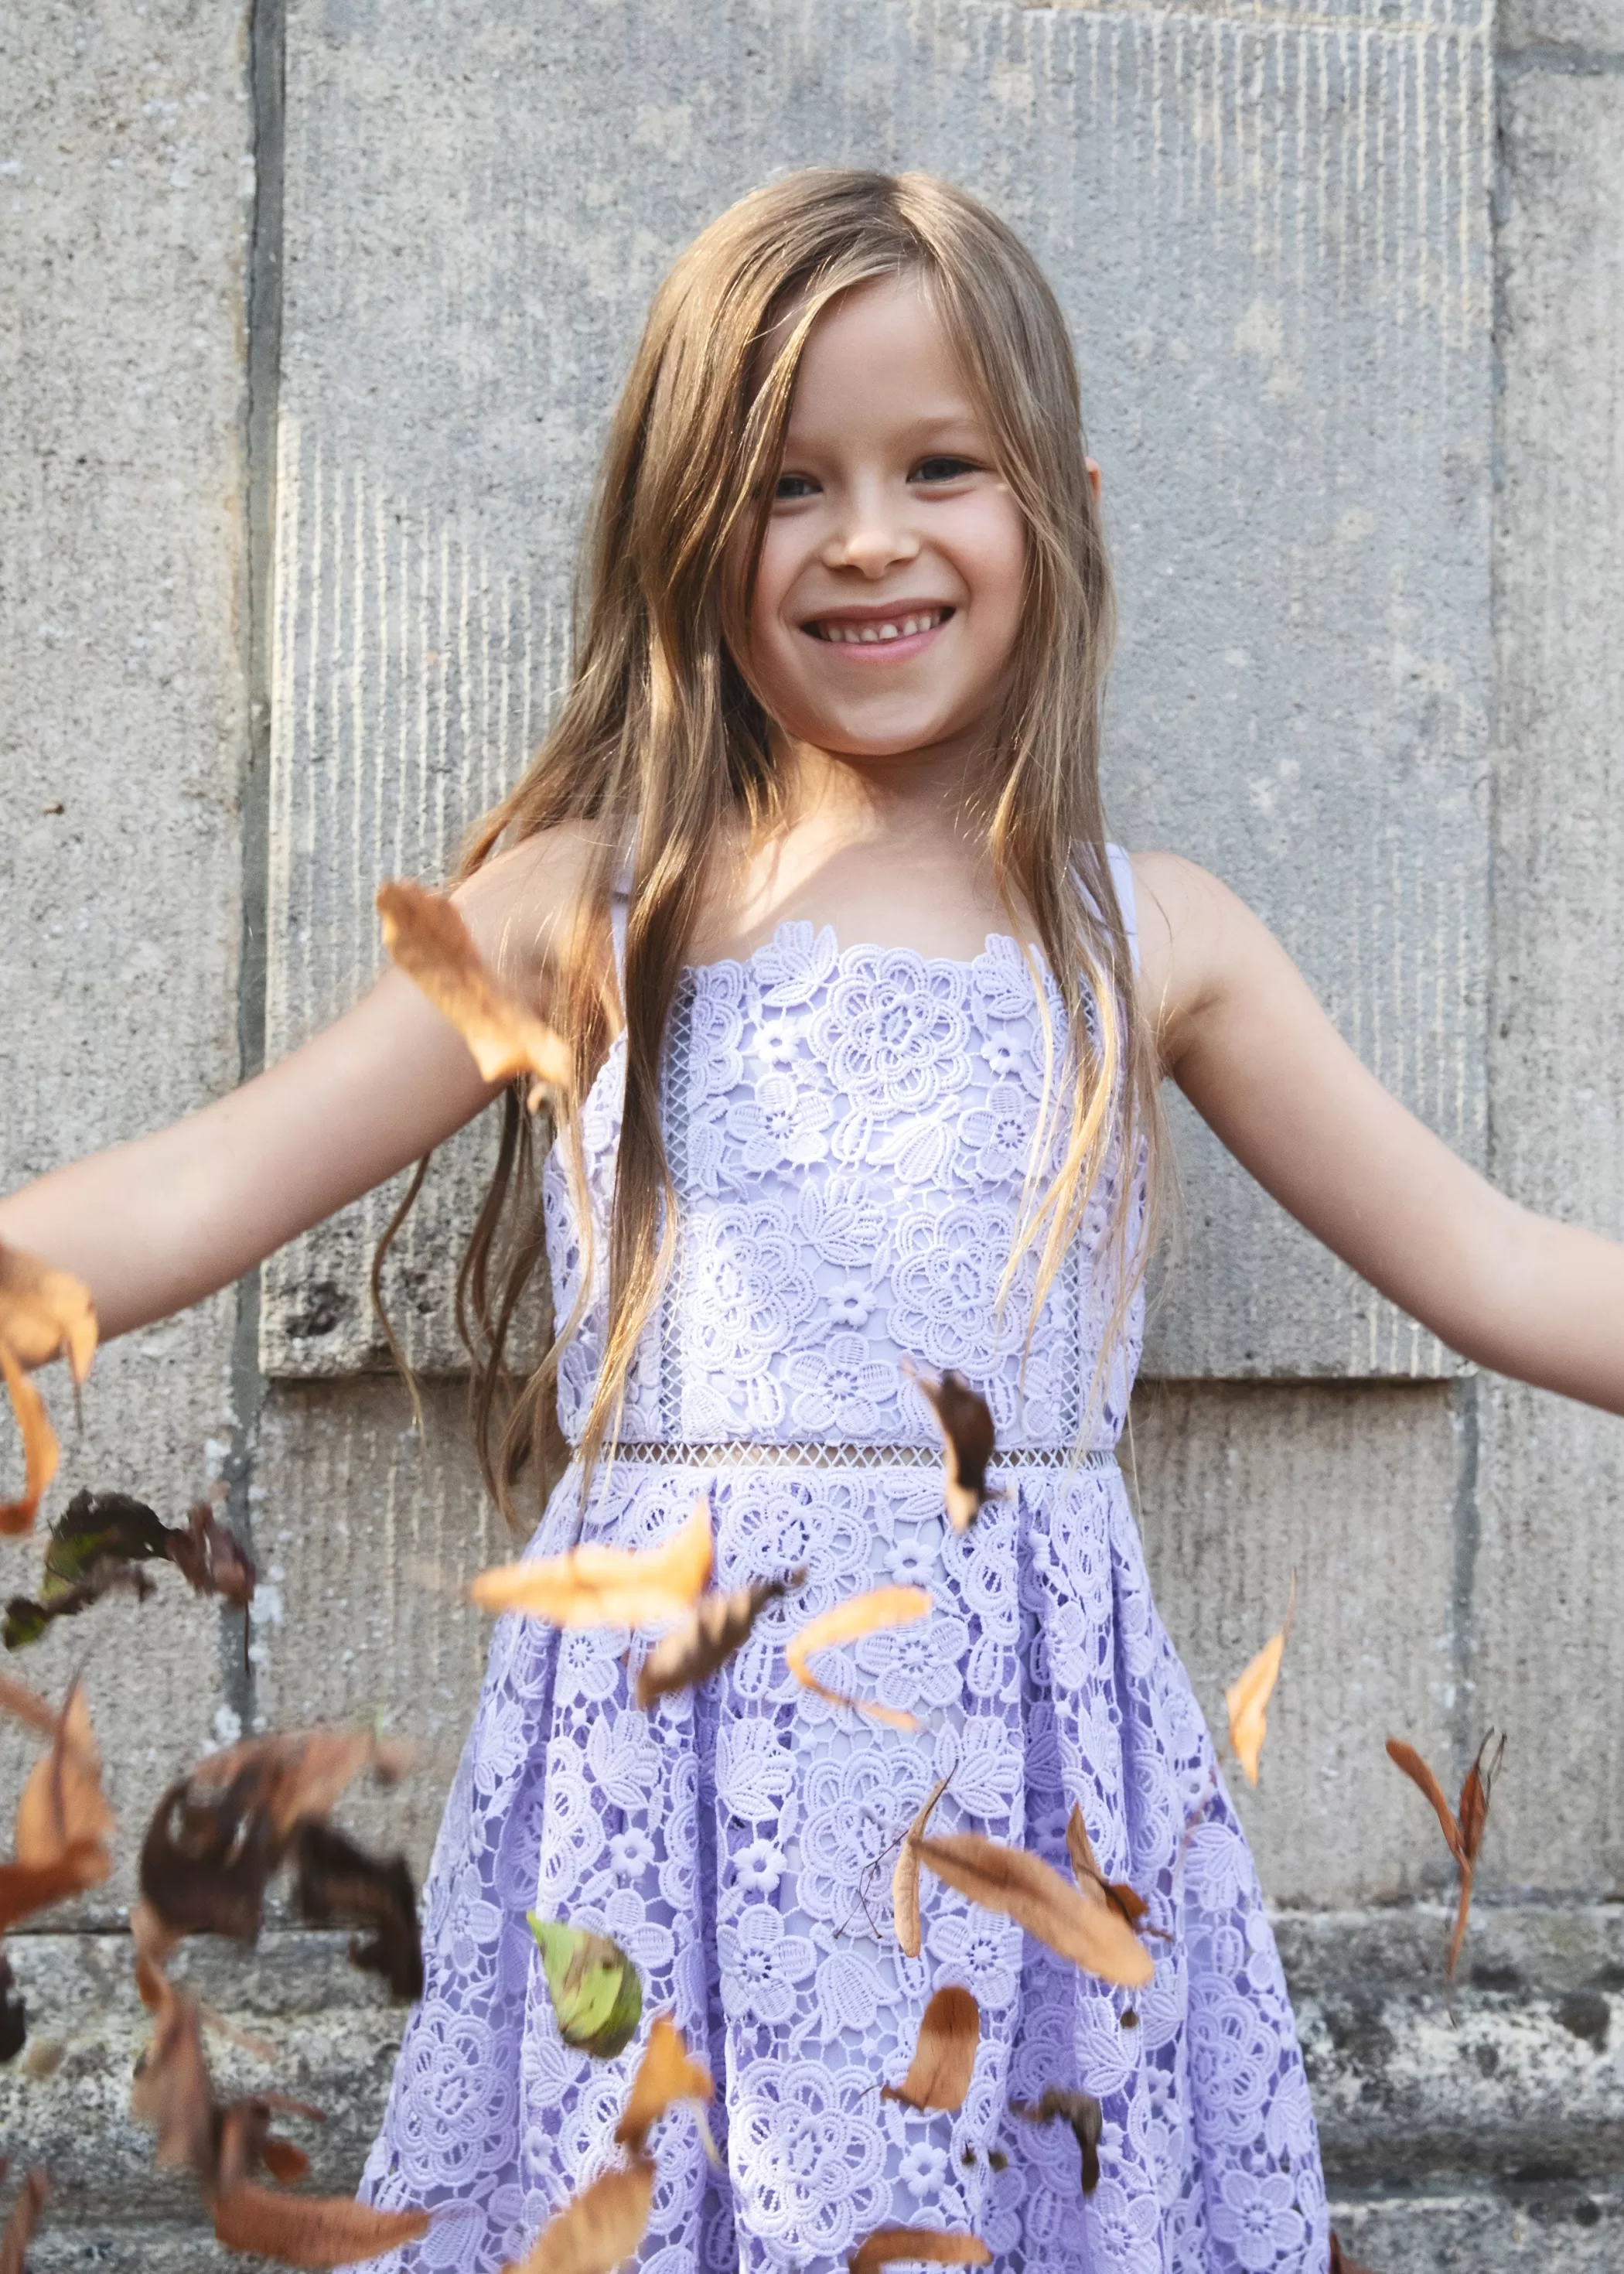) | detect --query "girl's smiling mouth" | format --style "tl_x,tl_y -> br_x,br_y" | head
802,603 -> 954,655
